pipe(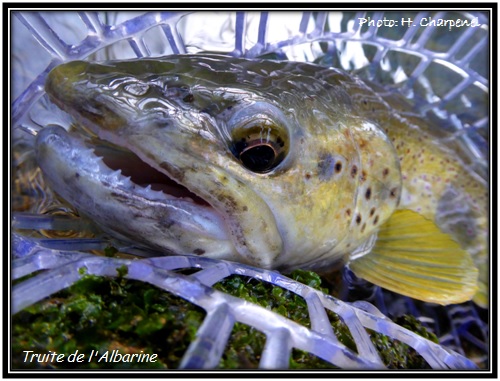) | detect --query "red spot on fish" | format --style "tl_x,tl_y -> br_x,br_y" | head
360,171 -> 367,182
